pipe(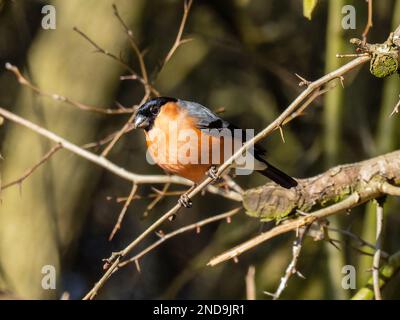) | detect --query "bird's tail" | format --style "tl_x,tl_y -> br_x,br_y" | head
258,161 -> 297,189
